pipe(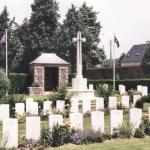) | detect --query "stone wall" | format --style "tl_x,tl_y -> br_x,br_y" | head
58,67 -> 69,86
34,67 -> 44,87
